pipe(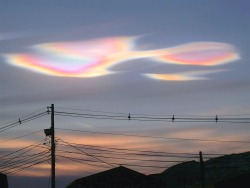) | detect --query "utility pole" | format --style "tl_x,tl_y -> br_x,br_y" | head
199,151 -> 205,188
51,104 -> 55,188
44,104 -> 56,188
